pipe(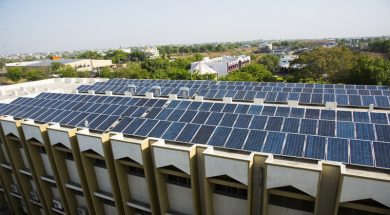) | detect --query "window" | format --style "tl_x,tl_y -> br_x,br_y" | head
39,147 -> 47,154
127,166 -> 145,177
64,152 -> 74,161
268,194 -> 314,212
214,184 -> 247,200
166,175 -> 191,188
94,158 -> 106,168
